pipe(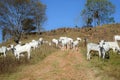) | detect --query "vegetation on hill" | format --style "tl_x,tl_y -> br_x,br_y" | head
0,24 -> 120,80
81,0 -> 115,27
0,0 -> 46,43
